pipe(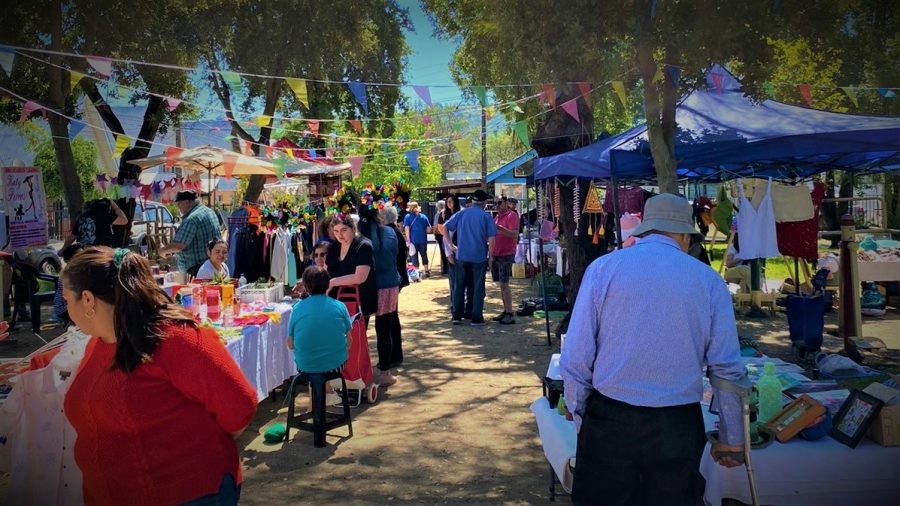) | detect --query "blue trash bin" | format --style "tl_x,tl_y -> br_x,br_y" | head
785,294 -> 825,352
